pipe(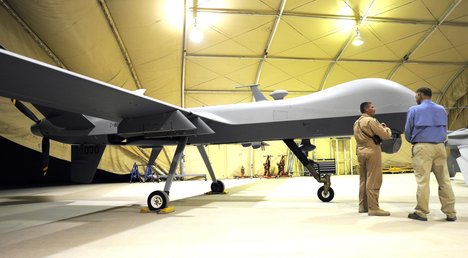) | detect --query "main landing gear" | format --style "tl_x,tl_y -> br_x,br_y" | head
147,190 -> 169,211
283,139 -> 334,202
146,138 -> 225,211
